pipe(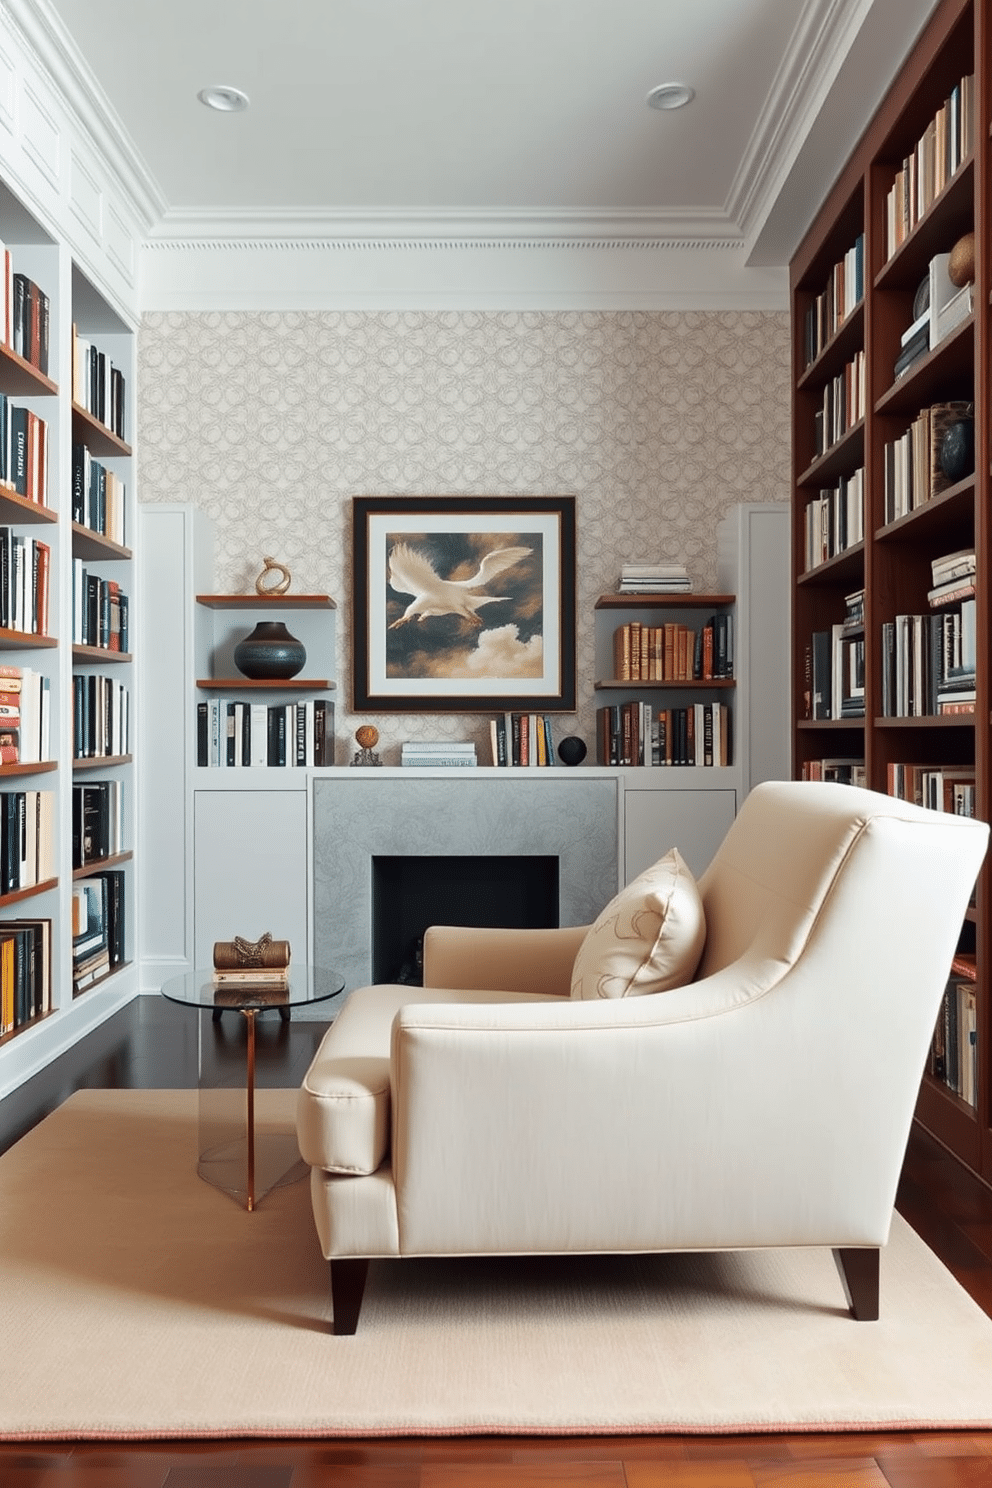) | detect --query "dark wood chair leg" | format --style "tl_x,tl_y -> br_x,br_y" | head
329,1257 -> 369,1335
833,1247 -> 879,1320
